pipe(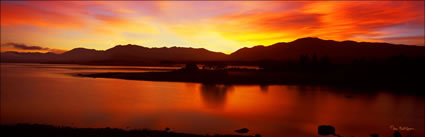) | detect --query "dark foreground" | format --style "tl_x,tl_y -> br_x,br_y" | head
0,124 -> 255,137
